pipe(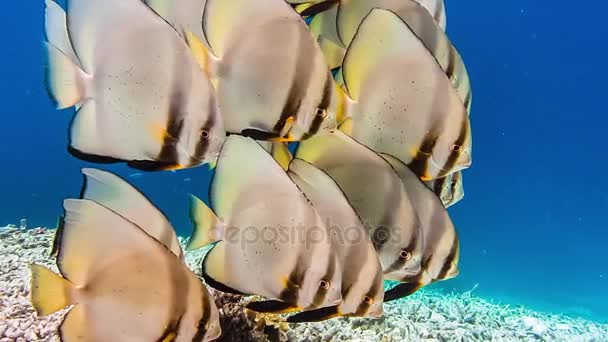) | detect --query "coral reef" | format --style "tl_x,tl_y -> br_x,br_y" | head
2,226 -> 607,341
